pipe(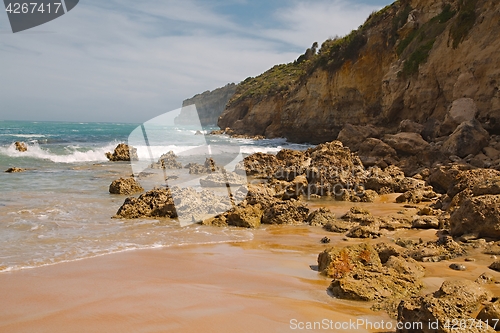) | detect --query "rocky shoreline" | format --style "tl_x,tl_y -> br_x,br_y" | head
105,136 -> 500,331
